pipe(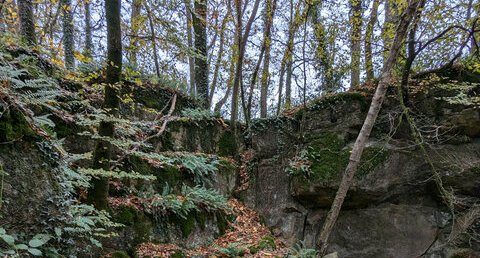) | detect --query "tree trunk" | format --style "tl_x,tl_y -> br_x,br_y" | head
128,0 -> 142,66
365,0 -> 379,81
184,0 -> 195,95
84,0 -> 93,58
145,2 -> 160,78
350,0 -> 363,87
87,0 -> 122,211
231,0 -> 260,124
316,0 -> 422,255
260,0 -> 276,118
246,46 -> 265,120
17,0 -> 36,46
193,0 -> 209,108
209,9 -> 230,106
61,0 -> 74,69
